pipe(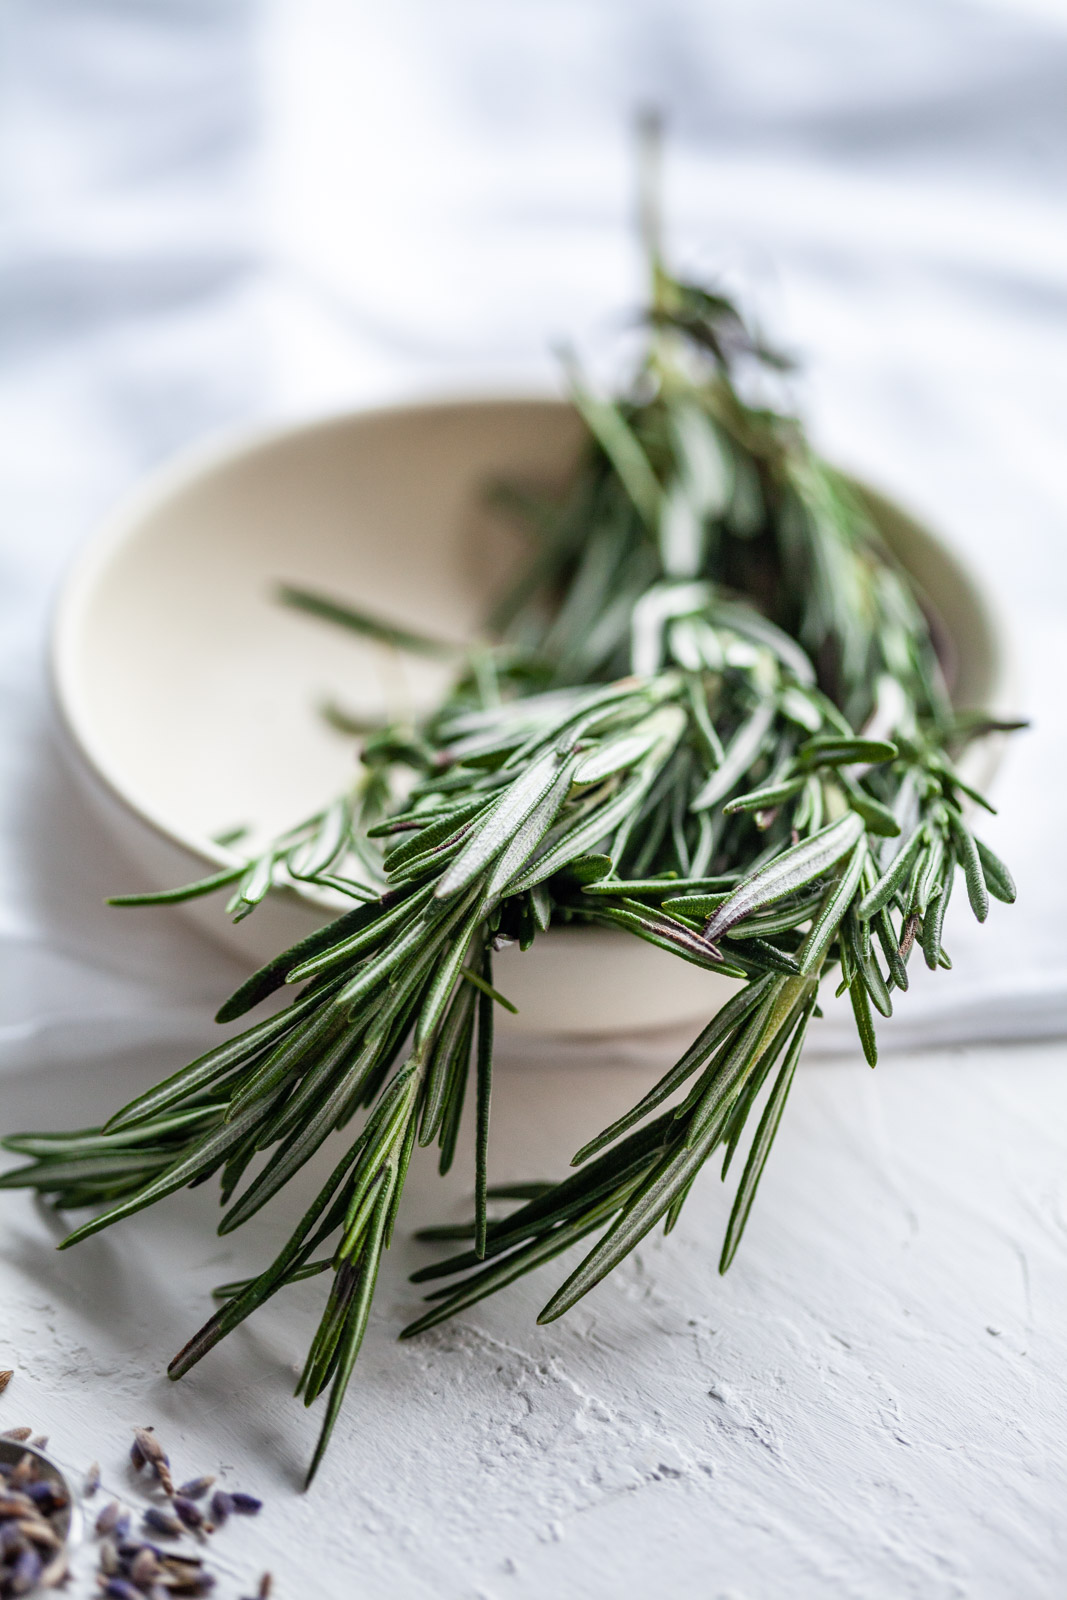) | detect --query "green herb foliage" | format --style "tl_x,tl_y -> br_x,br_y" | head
1,199 -> 1018,1485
